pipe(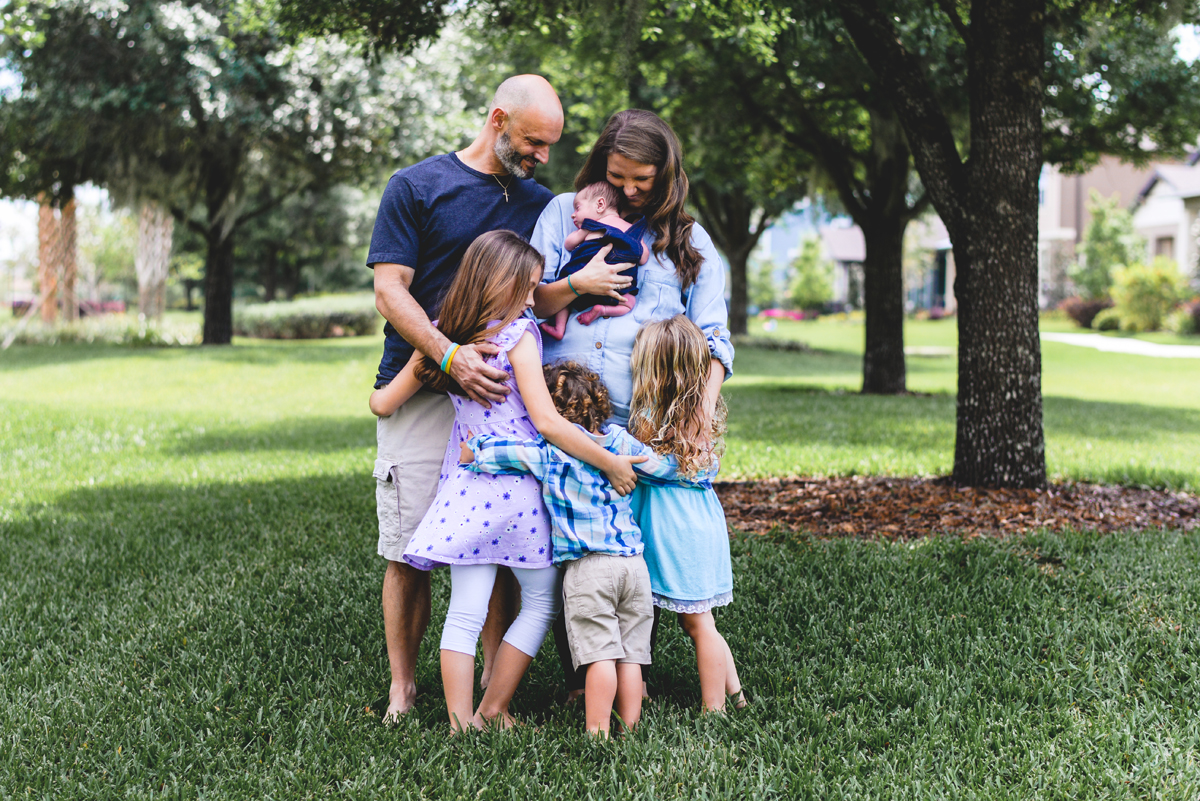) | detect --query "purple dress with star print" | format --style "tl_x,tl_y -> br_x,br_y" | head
402,318 -> 553,570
